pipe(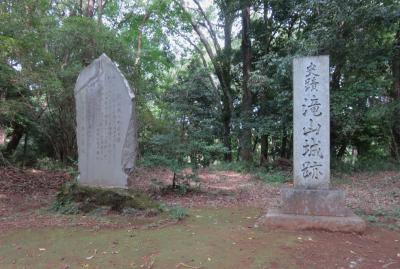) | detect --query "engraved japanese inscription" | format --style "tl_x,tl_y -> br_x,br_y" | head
74,54 -> 137,188
293,56 -> 330,189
